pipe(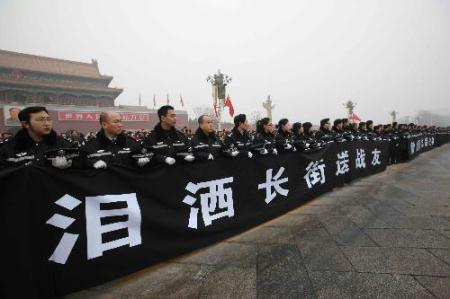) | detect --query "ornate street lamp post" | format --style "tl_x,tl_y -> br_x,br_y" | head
207,69 -> 232,131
